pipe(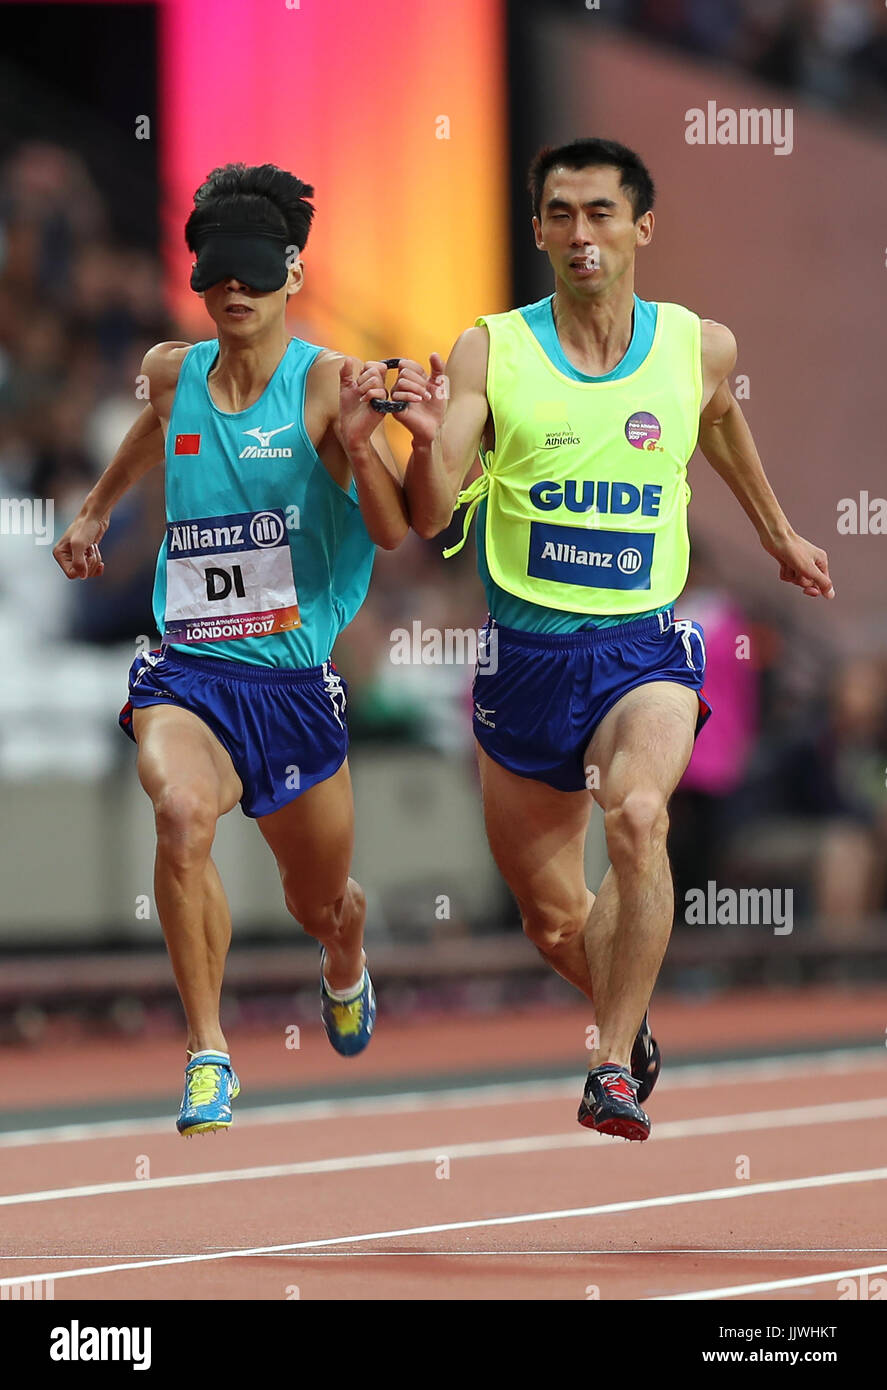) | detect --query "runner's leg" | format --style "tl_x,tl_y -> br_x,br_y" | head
133,704 -> 243,1054
257,759 -> 366,992
582,680 -> 698,1072
477,746 -> 596,998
